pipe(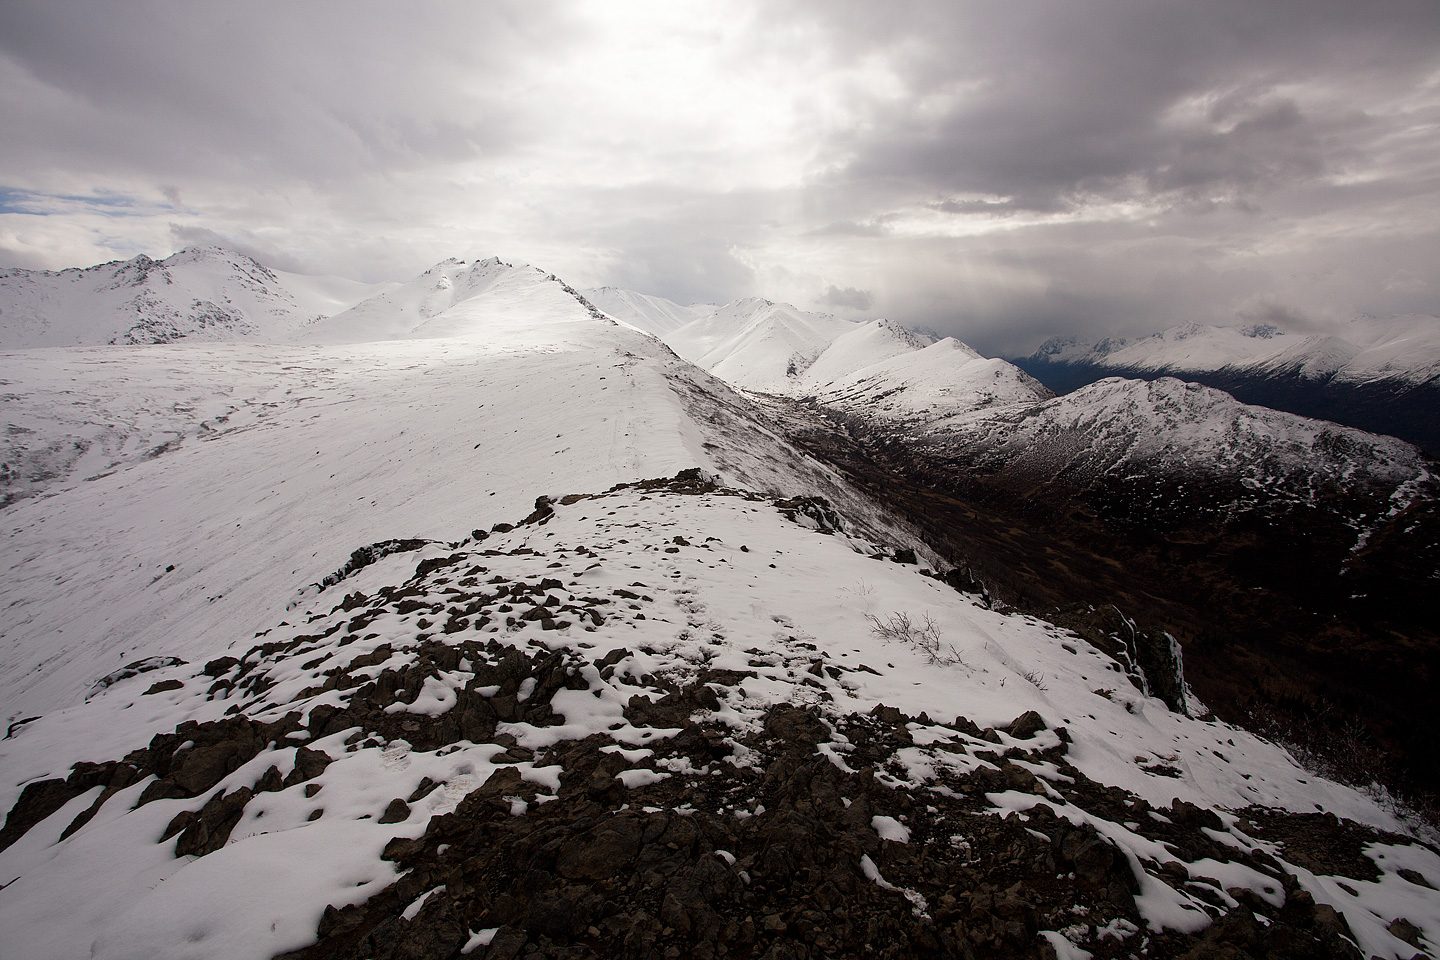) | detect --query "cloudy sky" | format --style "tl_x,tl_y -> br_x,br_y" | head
2,0 -> 1437,353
